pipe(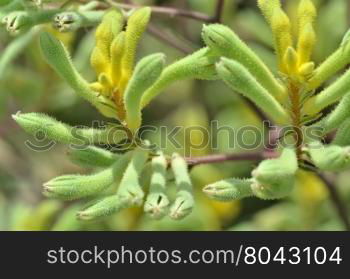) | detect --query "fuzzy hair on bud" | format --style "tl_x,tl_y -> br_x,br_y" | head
257,0 -> 281,24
